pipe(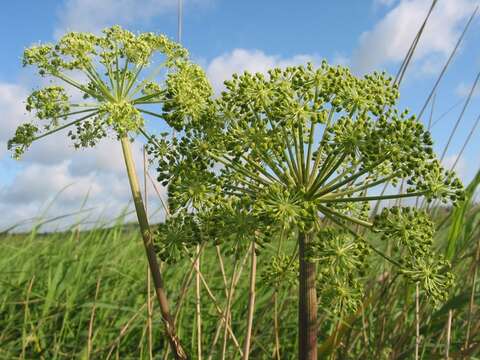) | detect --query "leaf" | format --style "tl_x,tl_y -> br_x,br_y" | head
445,169 -> 480,260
